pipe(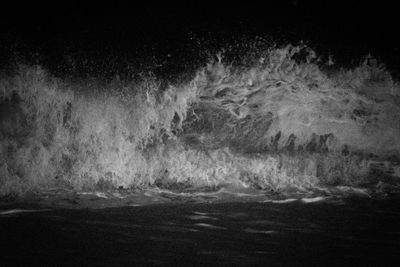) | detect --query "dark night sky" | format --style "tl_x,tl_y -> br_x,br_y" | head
1,1 -> 399,77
